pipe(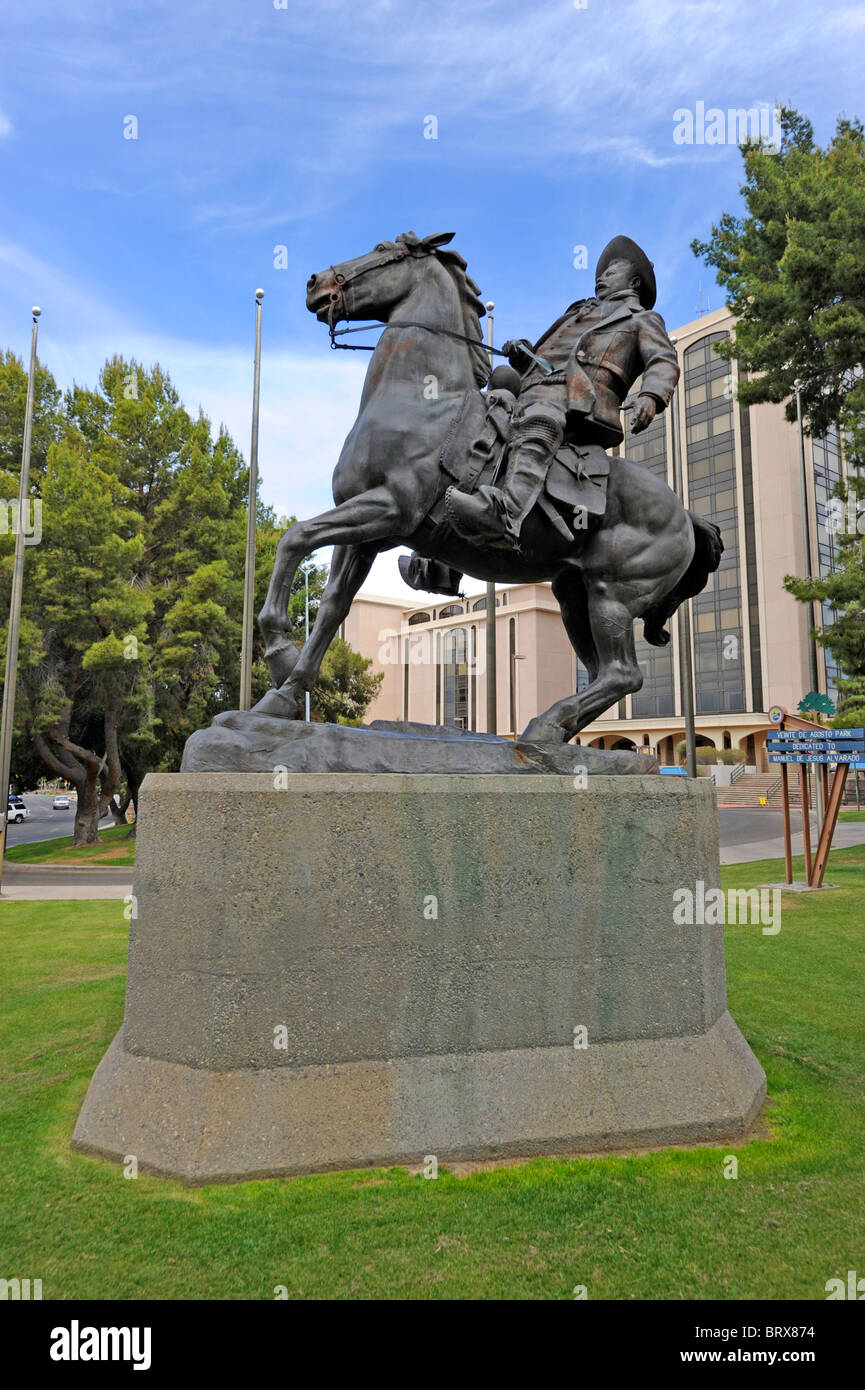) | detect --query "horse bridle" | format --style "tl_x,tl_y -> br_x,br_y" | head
325,243 -> 409,346
324,243 -> 513,359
